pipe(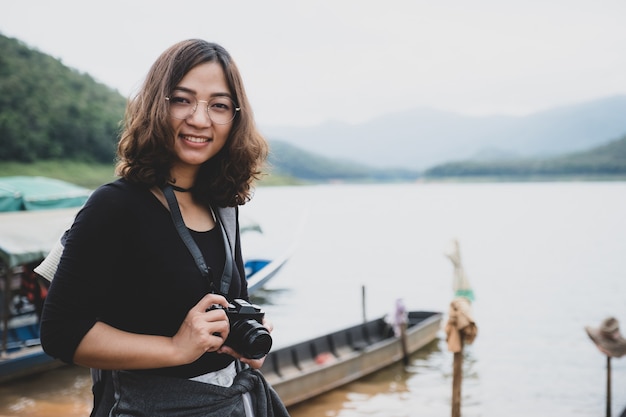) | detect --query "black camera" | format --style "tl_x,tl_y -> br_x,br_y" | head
208,299 -> 272,359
